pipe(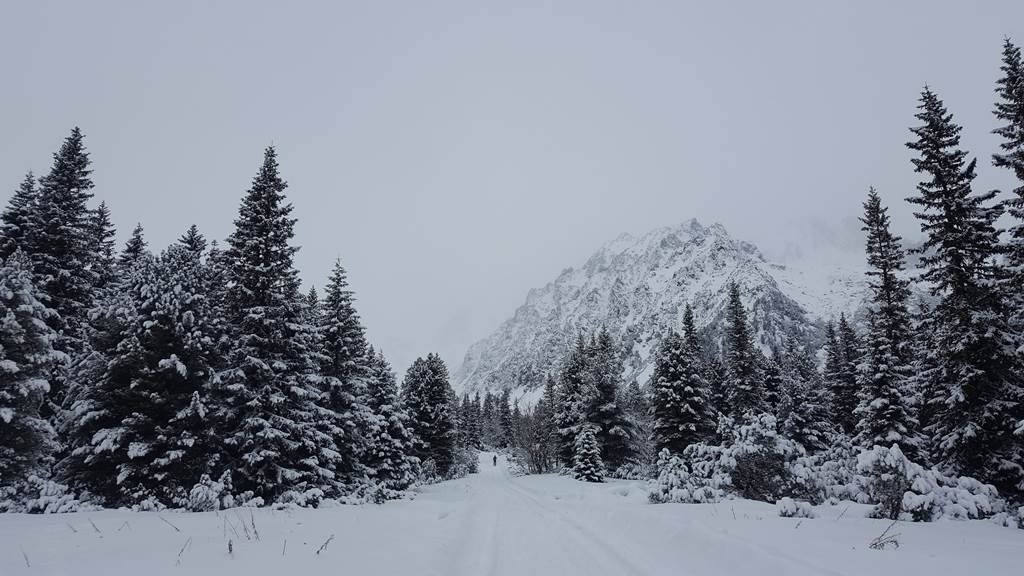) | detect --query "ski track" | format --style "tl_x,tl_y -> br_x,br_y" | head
1,452 -> 1021,576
